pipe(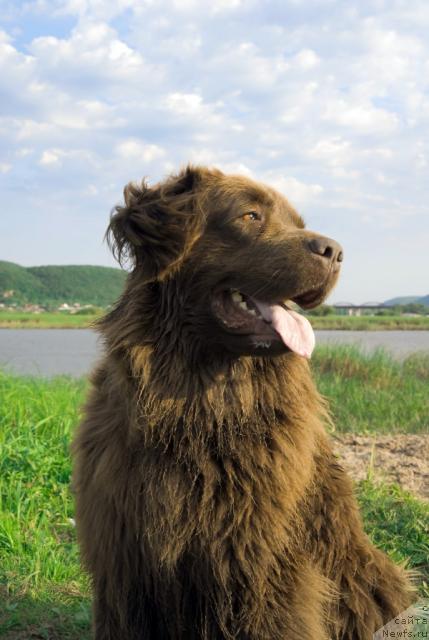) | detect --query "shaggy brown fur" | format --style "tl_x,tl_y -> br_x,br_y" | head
72,166 -> 414,640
